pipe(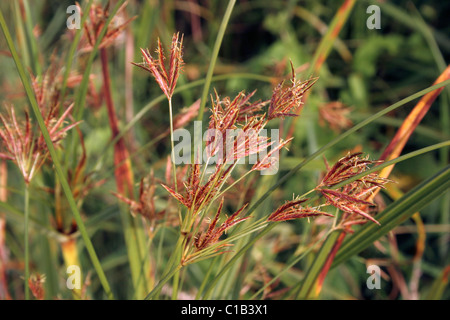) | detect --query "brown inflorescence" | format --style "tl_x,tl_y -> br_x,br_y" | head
268,63 -> 317,120
133,32 -> 184,100
317,152 -> 392,225
268,198 -> 333,222
76,1 -> 135,53
193,198 -> 250,251
0,104 -> 79,184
